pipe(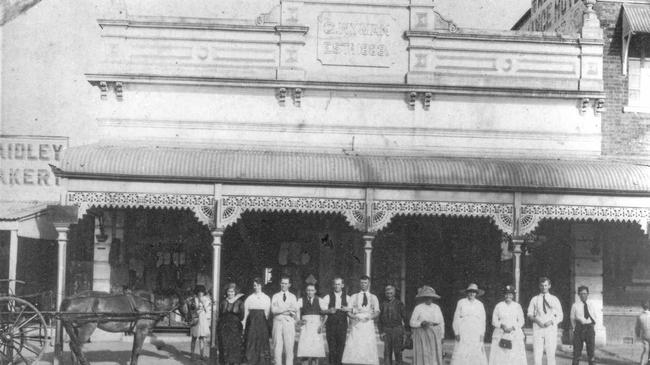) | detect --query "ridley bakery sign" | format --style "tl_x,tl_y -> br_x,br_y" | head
0,135 -> 68,201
